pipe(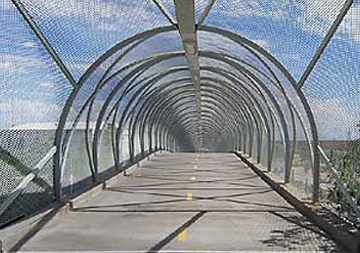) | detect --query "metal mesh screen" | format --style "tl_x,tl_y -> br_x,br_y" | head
20,0 -> 171,80
301,2 -> 360,224
204,0 -> 346,79
0,0 -> 72,227
1,0 -> 359,229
